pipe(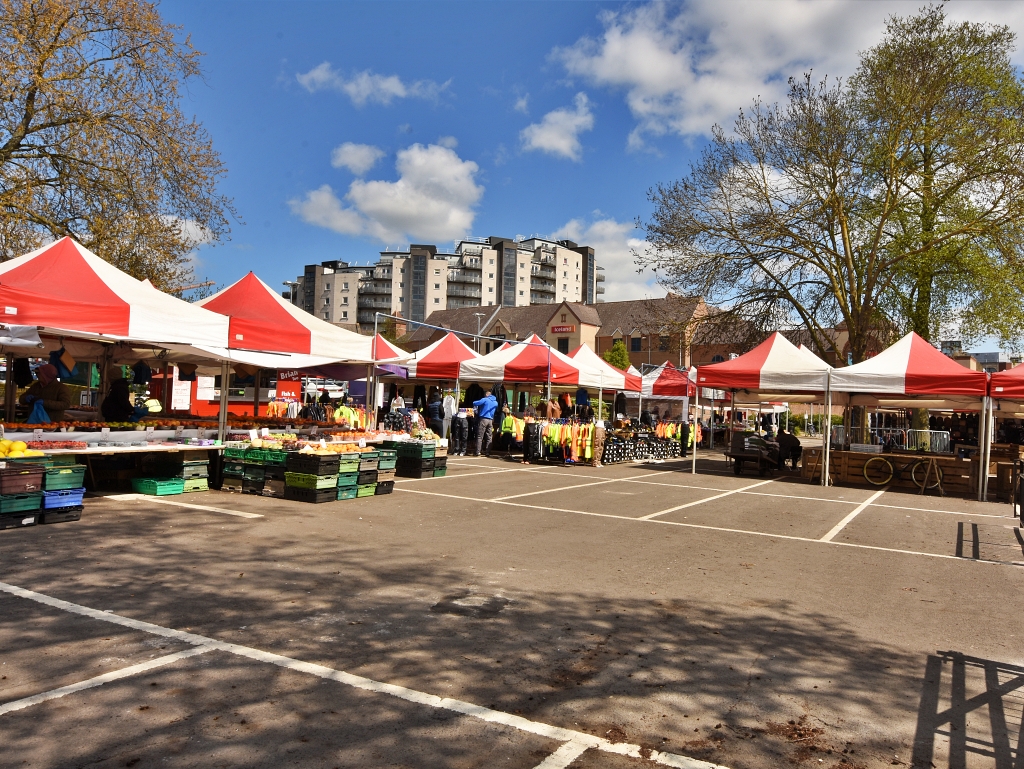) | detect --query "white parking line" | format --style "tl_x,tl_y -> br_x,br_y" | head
639,480 -> 776,520
105,494 -> 263,519
492,472 -> 668,502
0,581 -> 730,769
0,645 -> 214,716
394,468 -> 520,483
532,739 -> 594,768
820,490 -> 886,542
